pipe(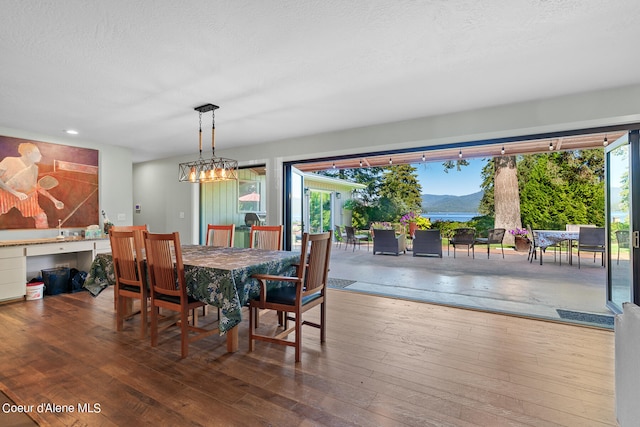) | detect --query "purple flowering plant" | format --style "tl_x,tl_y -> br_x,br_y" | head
509,228 -> 528,237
